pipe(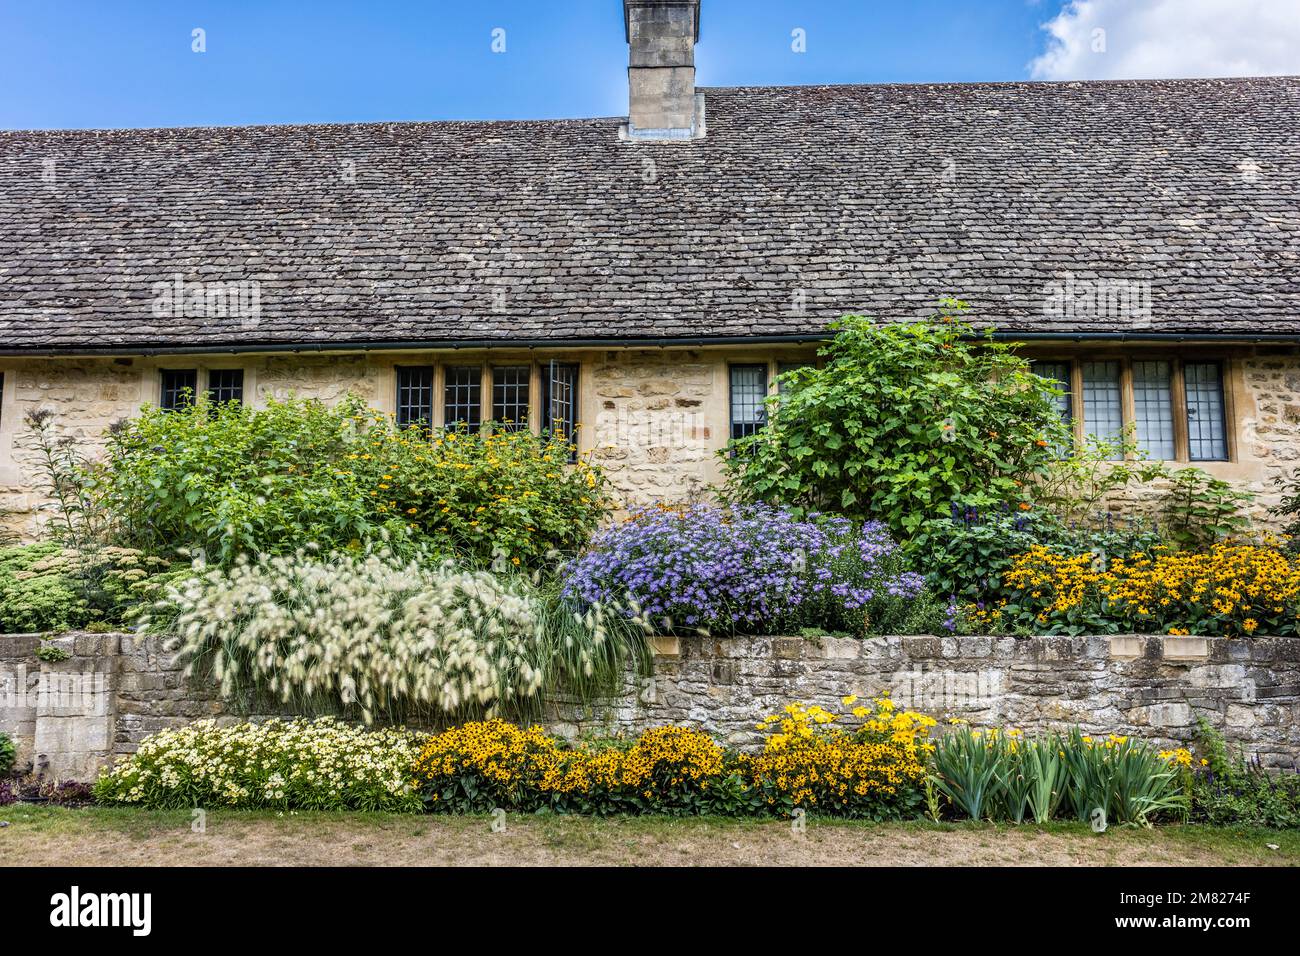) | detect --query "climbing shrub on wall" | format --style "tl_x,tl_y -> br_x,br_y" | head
721,301 -> 1068,537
